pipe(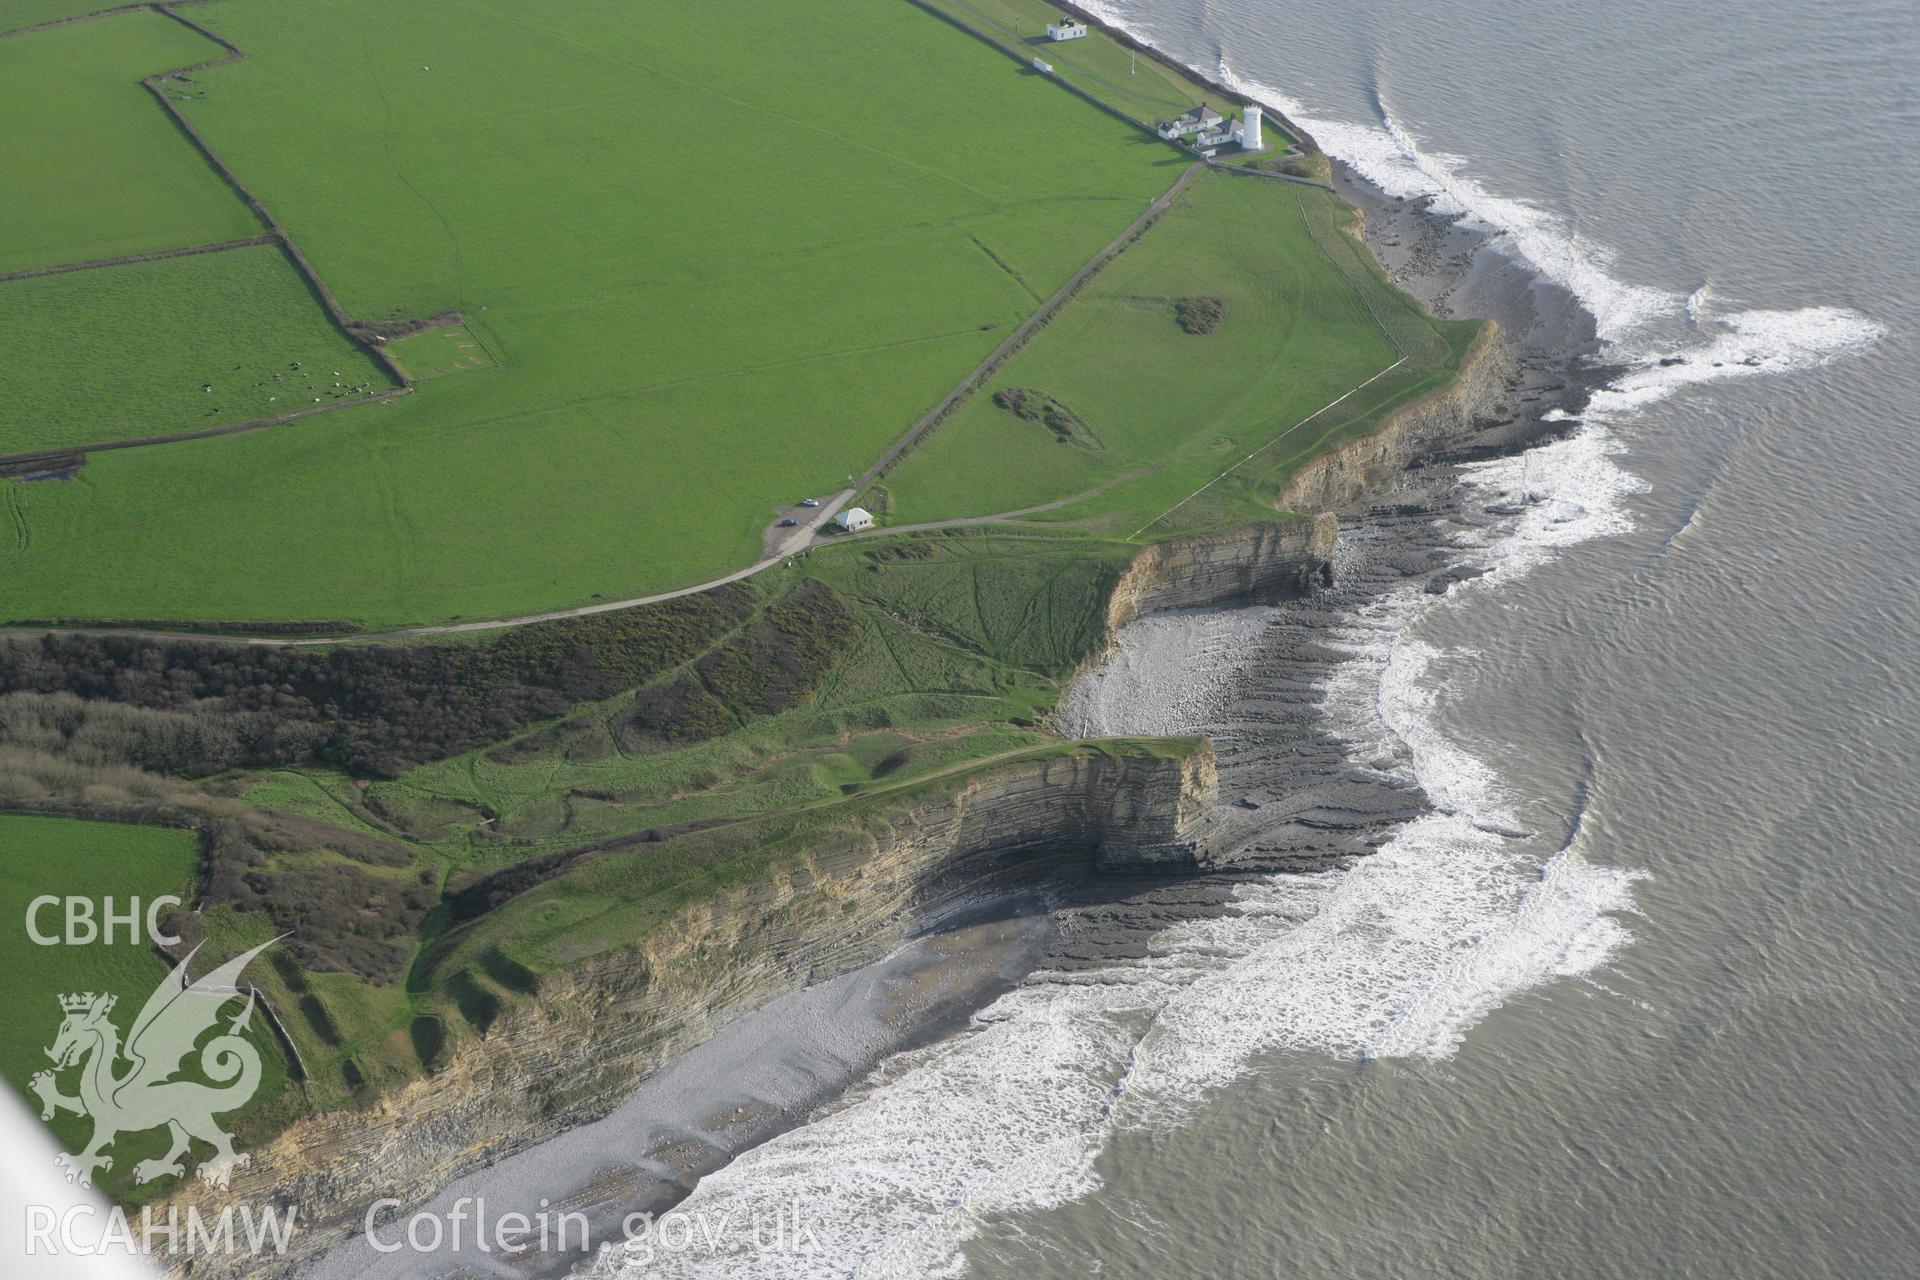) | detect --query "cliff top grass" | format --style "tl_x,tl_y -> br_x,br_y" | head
0,11 -> 259,273
0,530 -> 1205,1117
877,168 -> 1483,539
0,0 -> 1188,626
0,244 -> 396,456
